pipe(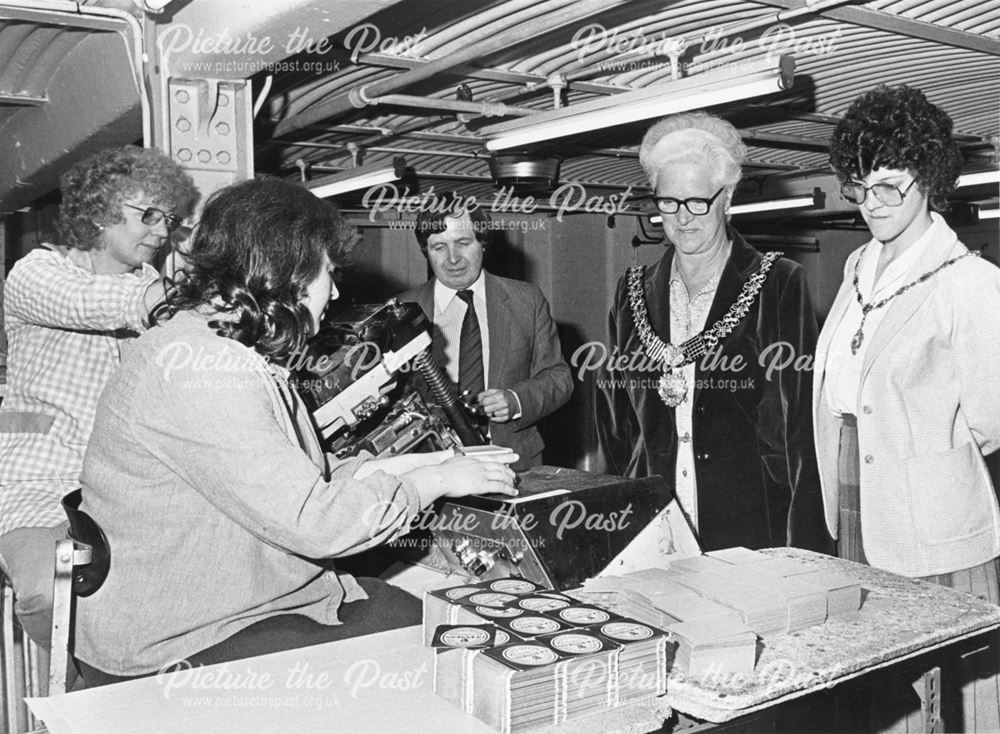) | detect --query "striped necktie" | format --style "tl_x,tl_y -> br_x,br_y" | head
457,289 -> 485,399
